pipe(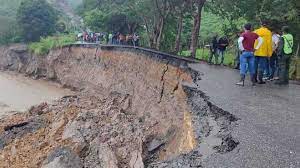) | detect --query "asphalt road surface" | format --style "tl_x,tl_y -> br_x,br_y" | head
189,63 -> 300,168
